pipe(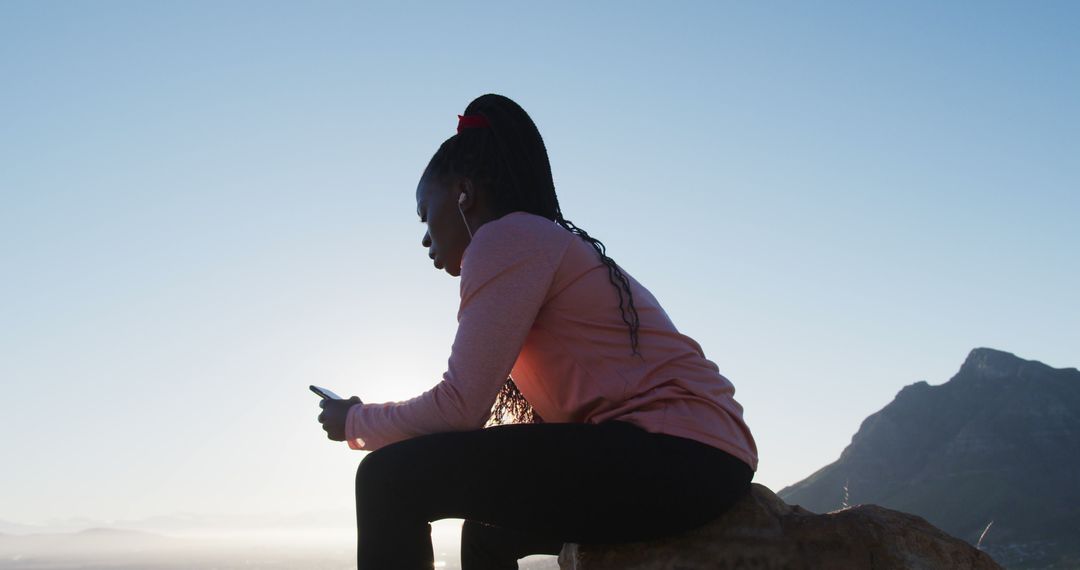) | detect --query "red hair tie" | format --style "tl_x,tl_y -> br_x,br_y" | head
457,114 -> 490,133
